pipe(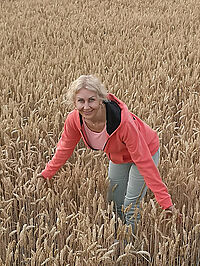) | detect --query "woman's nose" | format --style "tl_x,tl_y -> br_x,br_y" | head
83,101 -> 90,109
